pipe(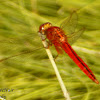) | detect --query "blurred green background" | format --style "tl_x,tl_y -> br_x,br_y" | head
0,0 -> 100,100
